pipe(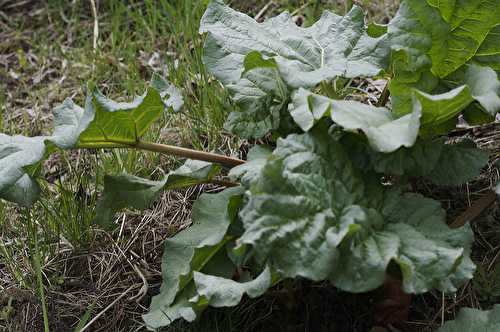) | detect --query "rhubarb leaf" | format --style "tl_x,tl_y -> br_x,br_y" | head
192,266 -> 272,307
229,145 -> 272,187
238,130 -> 475,293
94,160 -> 221,228
200,0 -> 389,89
143,186 -> 244,329
425,140 -> 489,185
388,0 -> 500,118
224,52 -> 289,139
0,77 -> 179,206
289,89 -> 421,153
